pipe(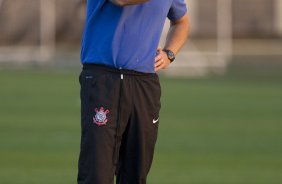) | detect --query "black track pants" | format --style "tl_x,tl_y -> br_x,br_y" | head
77,64 -> 161,184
